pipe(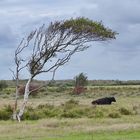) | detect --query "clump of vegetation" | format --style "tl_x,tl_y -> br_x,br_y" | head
55,84 -> 67,92
108,112 -> 121,118
119,107 -> 133,115
73,73 -> 88,94
0,80 -> 8,91
0,105 -> 13,120
65,99 -> 79,105
132,105 -> 140,115
87,108 -> 104,118
18,84 -> 40,96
